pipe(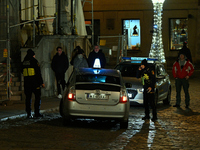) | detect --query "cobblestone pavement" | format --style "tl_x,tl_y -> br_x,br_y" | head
106,71 -> 200,150
0,71 -> 199,150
